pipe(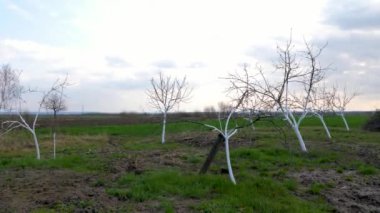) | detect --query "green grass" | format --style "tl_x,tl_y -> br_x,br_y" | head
357,164 -> 378,175
0,113 -> 378,211
298,114 -> 369,129
108,170 -> 217,201
50,121 -> 205,137
283,178 -> 298,191
107,170 -> 331,212
309,182 -> 327,195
